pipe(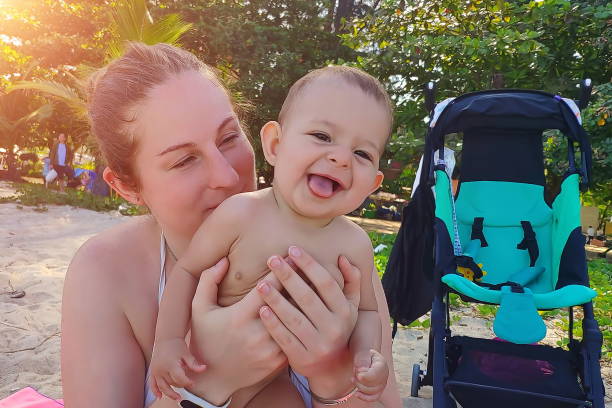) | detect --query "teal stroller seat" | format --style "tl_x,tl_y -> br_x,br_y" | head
383,82 -> 605,408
